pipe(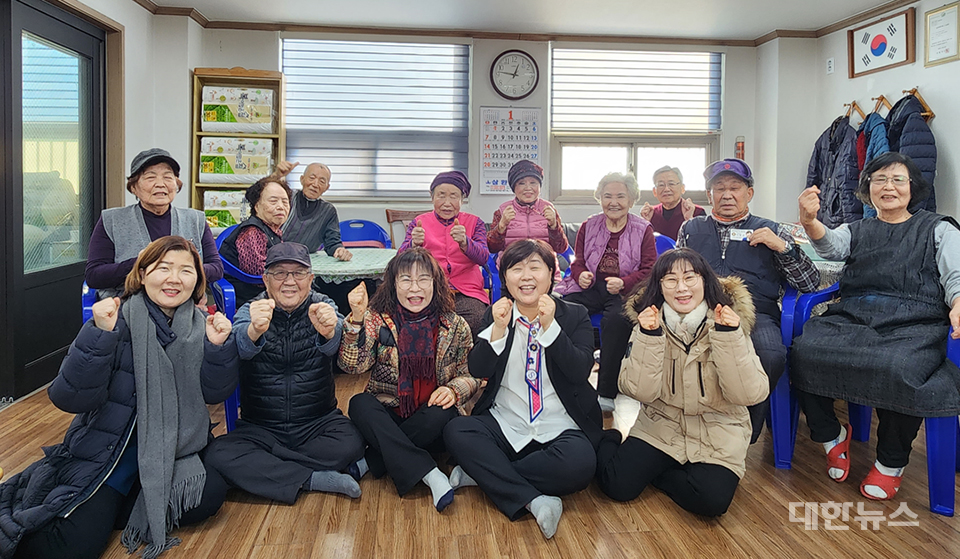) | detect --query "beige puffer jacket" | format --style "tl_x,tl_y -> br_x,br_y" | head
619,276 -> 768,478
